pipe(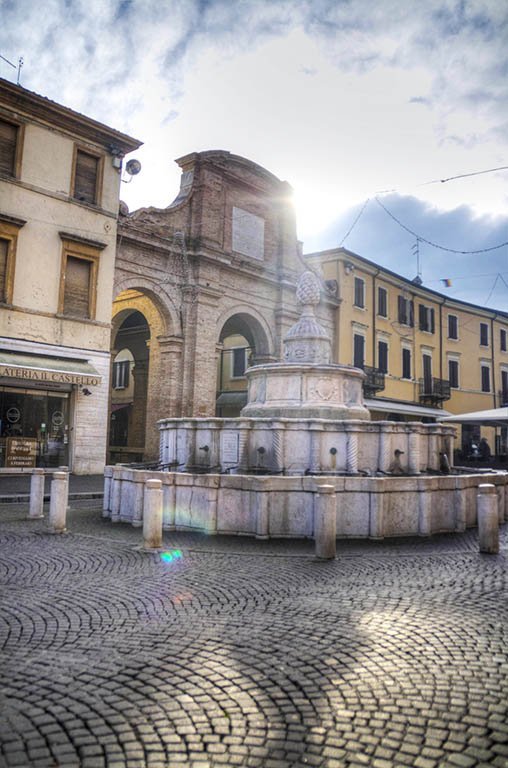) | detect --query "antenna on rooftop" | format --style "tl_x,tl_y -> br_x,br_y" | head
412,238 -> 423,285
0,53 -> 23,84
